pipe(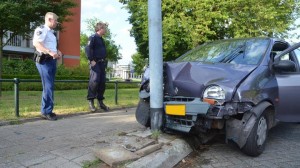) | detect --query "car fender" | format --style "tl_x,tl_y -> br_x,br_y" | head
139,80 -> 150,99
139,90 -> 150,99
226,101 -> 272,148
